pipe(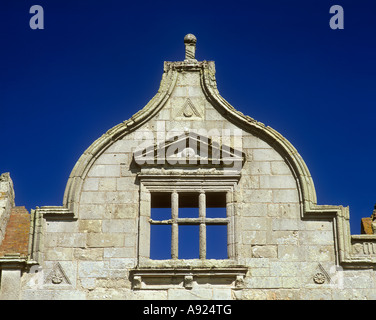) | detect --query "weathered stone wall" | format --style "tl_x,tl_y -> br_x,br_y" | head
17,53 -> 376,300
0,173 -> 15,245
